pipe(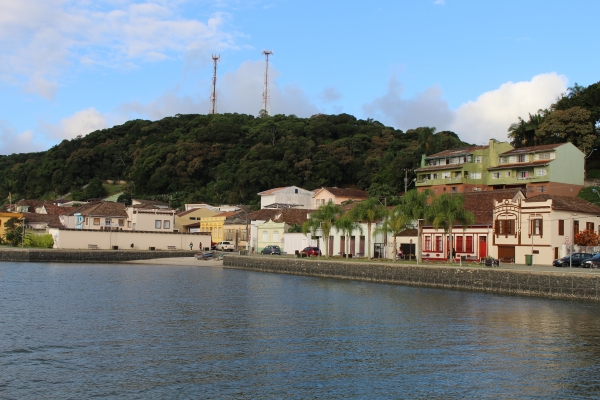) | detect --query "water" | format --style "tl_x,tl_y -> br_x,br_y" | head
2,263 -> 600,399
